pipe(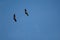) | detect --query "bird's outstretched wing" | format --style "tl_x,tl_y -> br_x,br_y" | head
25,9 -> 29,16
13,14 -> 17,22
